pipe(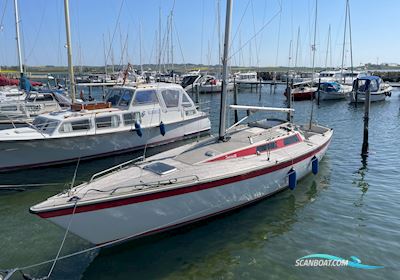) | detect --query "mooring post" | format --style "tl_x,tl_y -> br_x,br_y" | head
361,81 -> 371,156
234,79 -> 239,123
195,84 -> 200,104
286,78 -> 292,122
